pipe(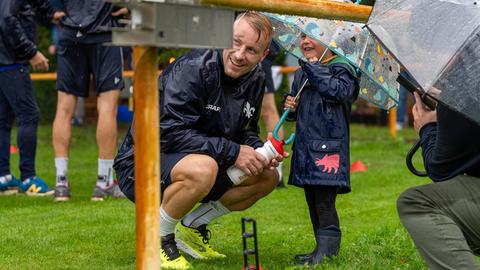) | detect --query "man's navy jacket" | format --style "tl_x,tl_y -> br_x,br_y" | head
0,0 -> 54,65
114,49 -> 266,173
58,0 -> 122,43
